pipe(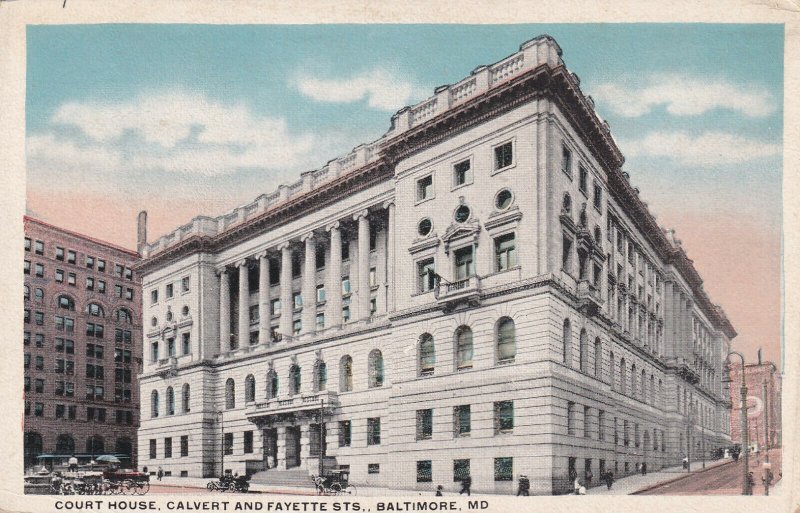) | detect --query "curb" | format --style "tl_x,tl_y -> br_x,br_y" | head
630,460 -> 735,495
